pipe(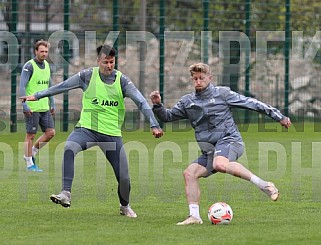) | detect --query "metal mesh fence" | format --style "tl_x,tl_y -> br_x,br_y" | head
1,0 -> 321,132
